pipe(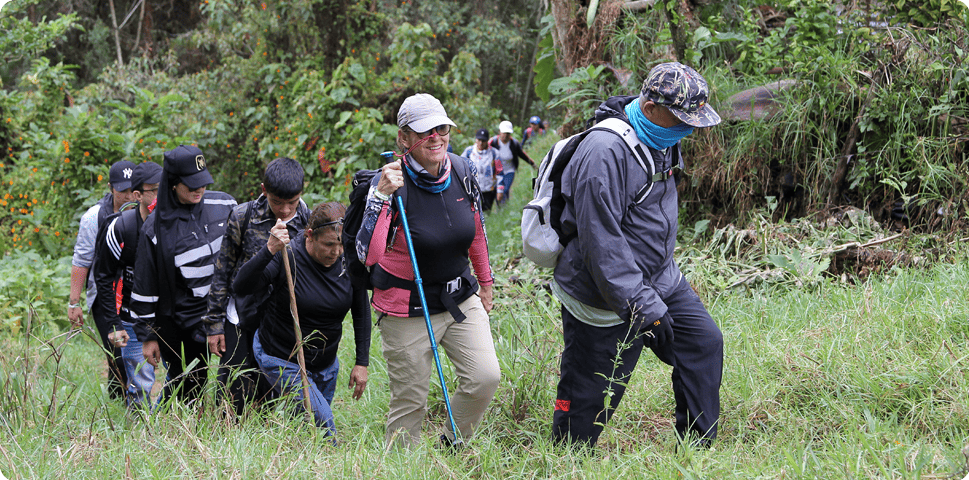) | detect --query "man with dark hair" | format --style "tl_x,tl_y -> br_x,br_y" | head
92,162 -> 163,406
204,157 -> 311,417
550,62 -> 724,448
69,159 -> 137,399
